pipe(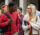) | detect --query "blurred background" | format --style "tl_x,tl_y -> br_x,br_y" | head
0,0 -> 40,14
